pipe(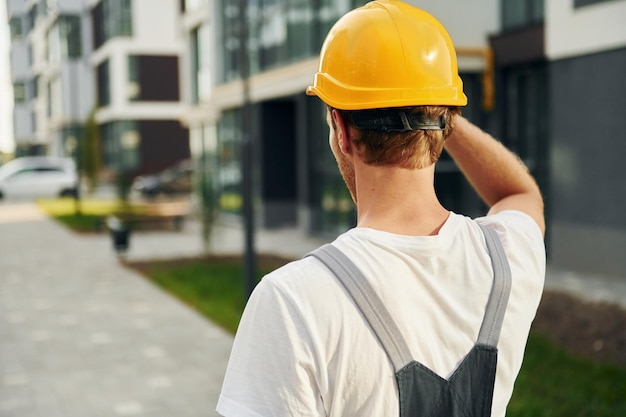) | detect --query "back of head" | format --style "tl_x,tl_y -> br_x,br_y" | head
307,0 -> 467,168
